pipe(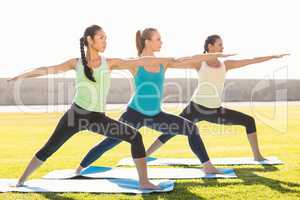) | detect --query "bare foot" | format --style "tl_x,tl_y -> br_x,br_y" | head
203,166 -> 223,174
74,169 -> 81,175
254,155 -> 267,161
75,166 -> 84,175
15,181 -> 25,187
140,181 -> 161,190
203,161 -> 223,174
